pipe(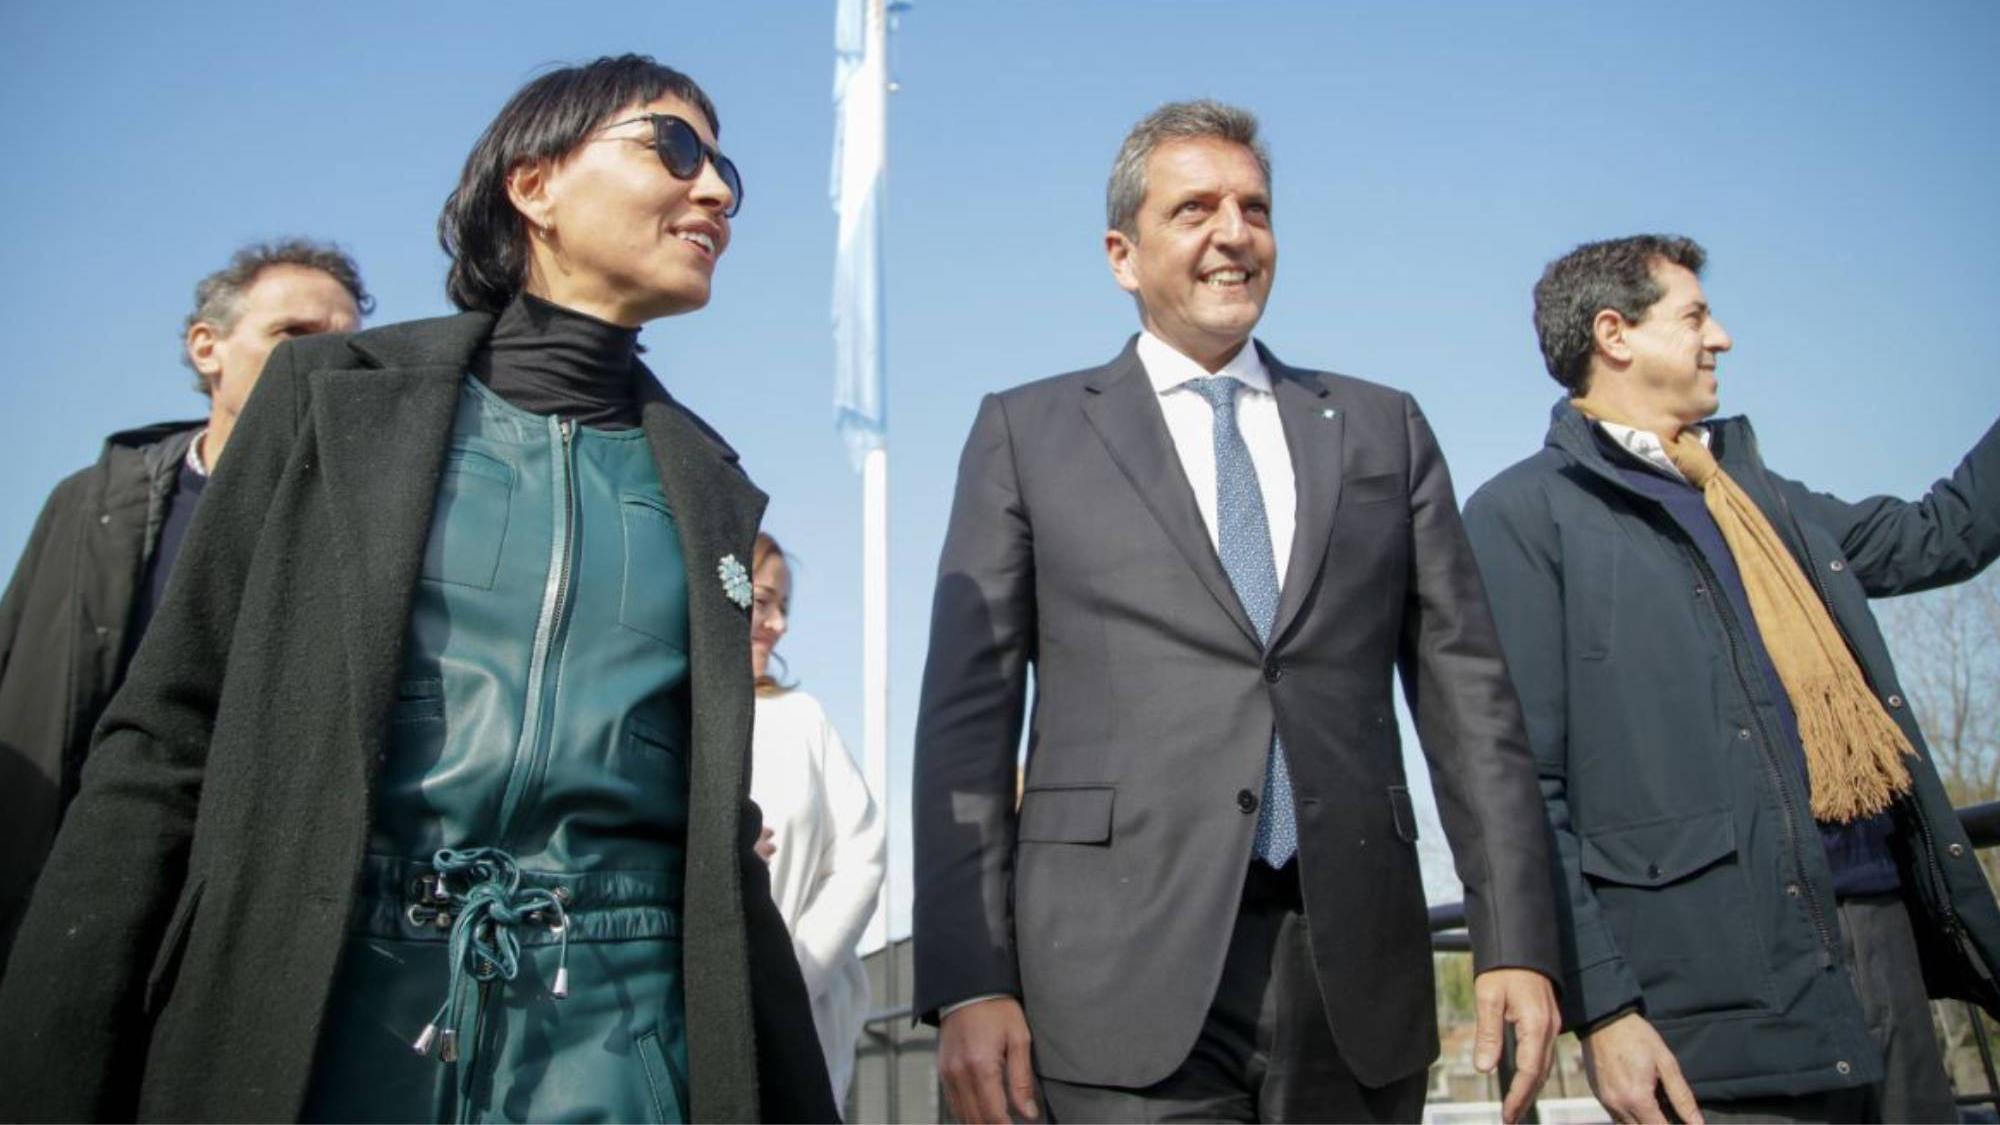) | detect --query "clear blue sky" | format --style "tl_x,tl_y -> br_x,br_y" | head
4,2 -> 1997,938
